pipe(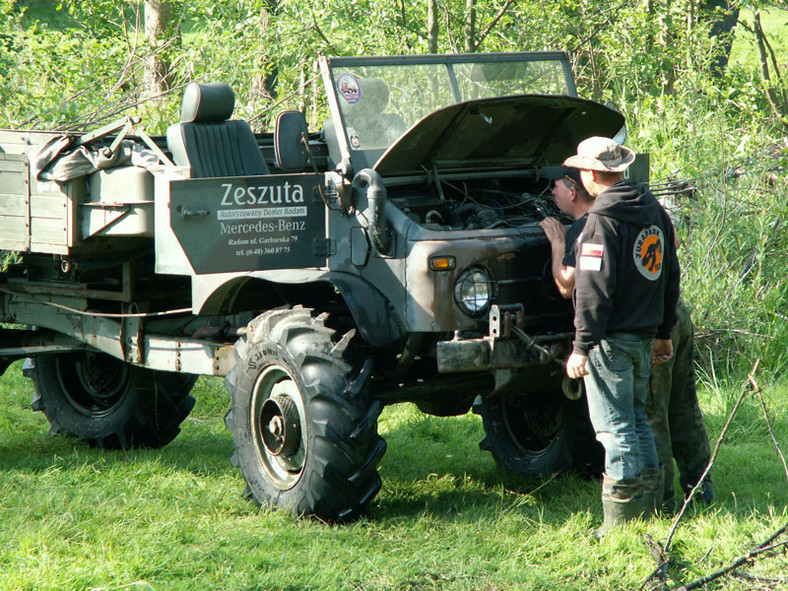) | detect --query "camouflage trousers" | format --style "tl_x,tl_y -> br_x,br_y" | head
645,299 -> 711,507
